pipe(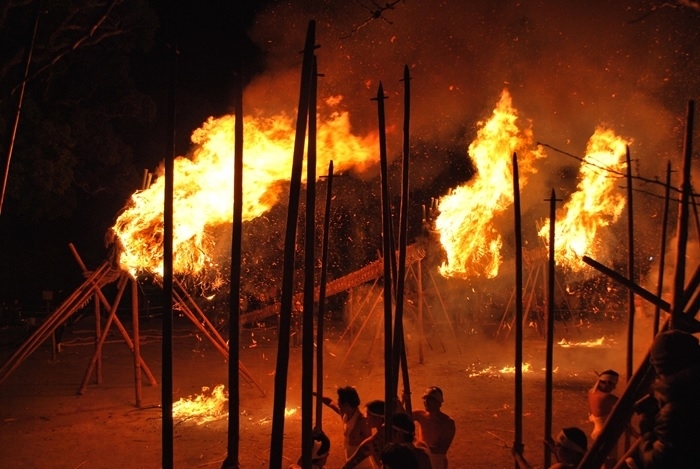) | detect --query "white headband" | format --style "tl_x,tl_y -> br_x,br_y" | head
556,430 -> 585,454
598,373 -> 619,385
